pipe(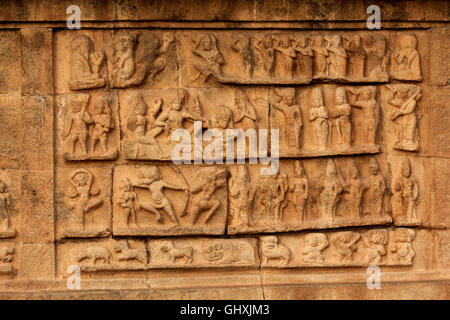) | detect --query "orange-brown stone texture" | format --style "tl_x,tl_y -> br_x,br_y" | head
0,0 -> 448,299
